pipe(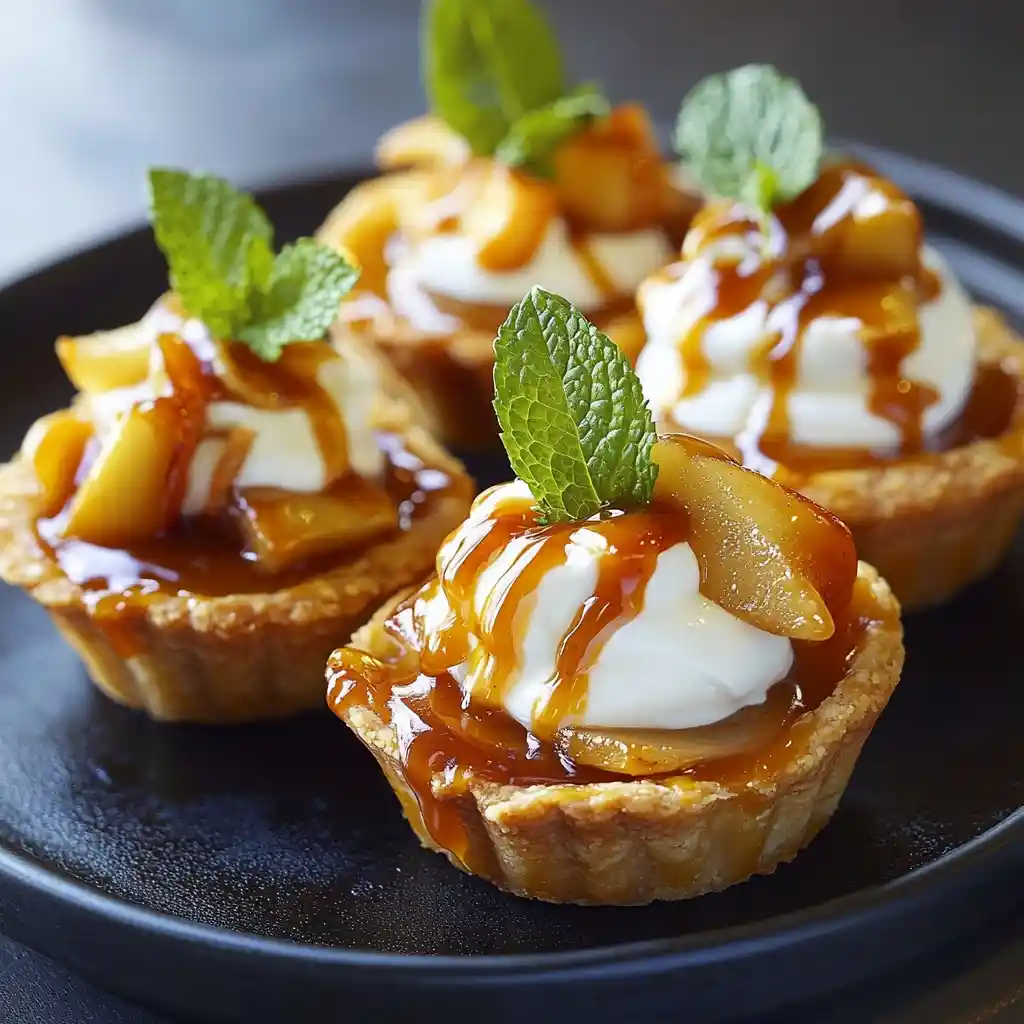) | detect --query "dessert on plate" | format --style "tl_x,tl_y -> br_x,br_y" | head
636,64 -> 1024,610
327,286 -> 904,905
0,170 -> 473,723
317,0 -> 695,448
